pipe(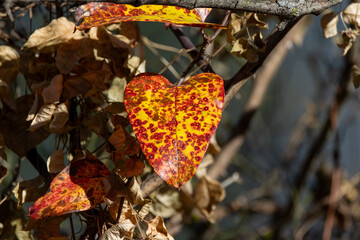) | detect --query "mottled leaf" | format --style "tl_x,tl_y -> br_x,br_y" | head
28,157 -> 110,220
124,73 -> 224,189
74,3 -> 225,31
